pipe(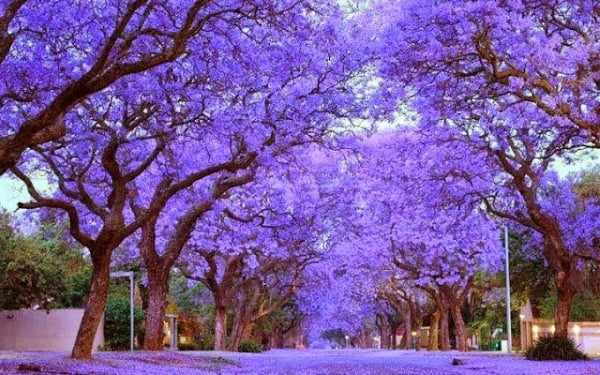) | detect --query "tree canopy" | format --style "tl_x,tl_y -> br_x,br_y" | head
2,0 -> 600,358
